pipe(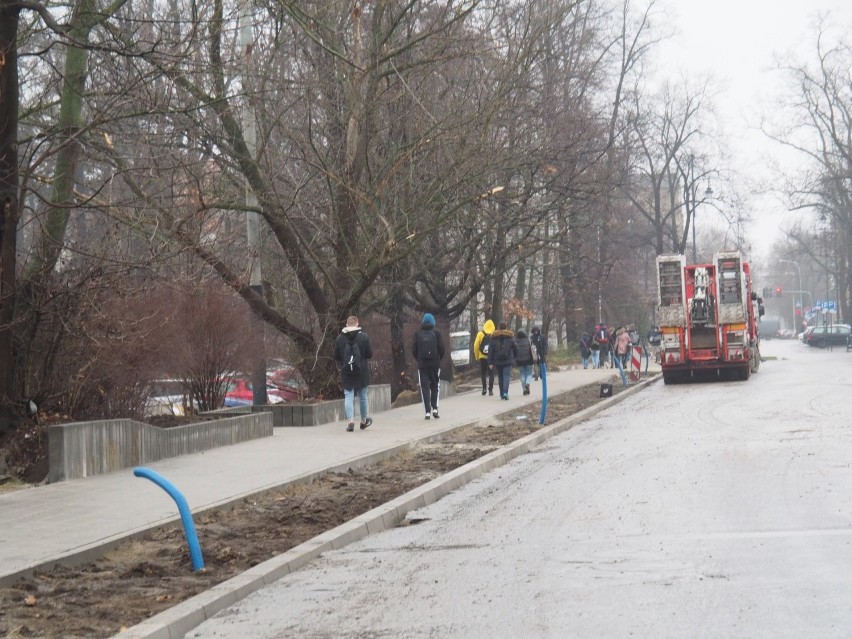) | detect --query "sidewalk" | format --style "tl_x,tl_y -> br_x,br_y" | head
0,367 -> 627,586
